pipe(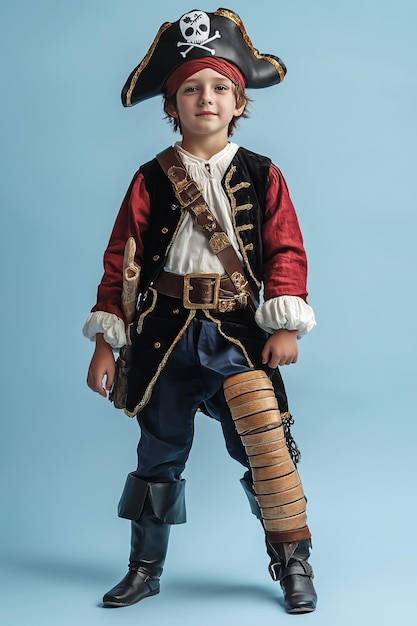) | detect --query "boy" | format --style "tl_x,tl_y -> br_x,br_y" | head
83,8 -> 317,614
